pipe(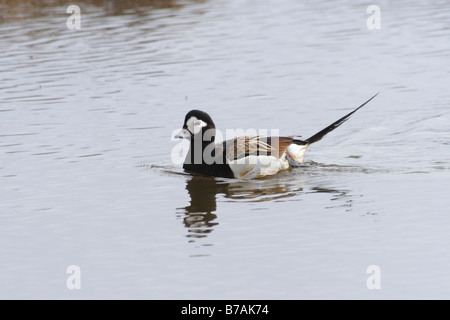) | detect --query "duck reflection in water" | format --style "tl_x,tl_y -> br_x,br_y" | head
177,176 -> 225,241
177,170 -> 358,242
176,175 -> 302,241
